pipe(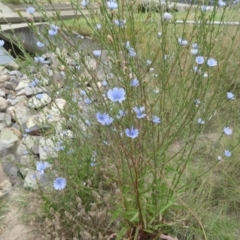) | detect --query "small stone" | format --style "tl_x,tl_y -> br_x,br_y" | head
0,97 -> 7,111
